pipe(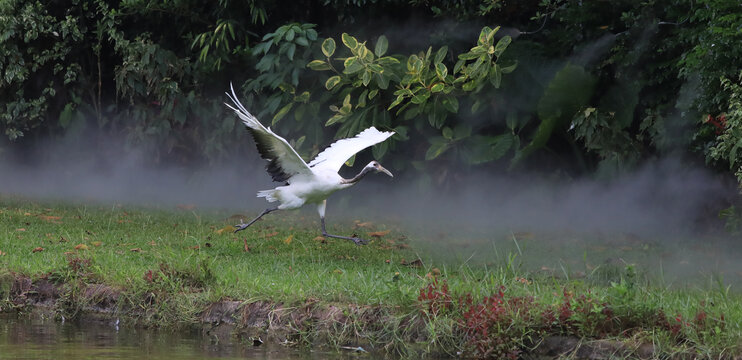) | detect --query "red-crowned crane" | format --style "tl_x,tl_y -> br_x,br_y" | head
225,85 -> 394,245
